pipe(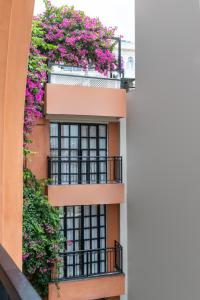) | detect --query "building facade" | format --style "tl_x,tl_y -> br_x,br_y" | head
127,1 -> 200,300
28,55 -> 128,299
